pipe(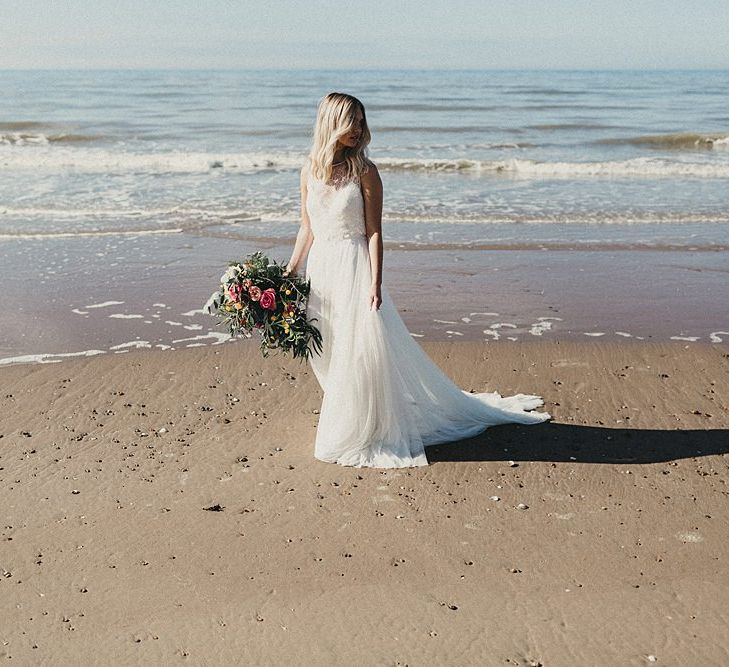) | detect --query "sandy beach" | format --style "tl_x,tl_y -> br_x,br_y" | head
2,339 -> 727,664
